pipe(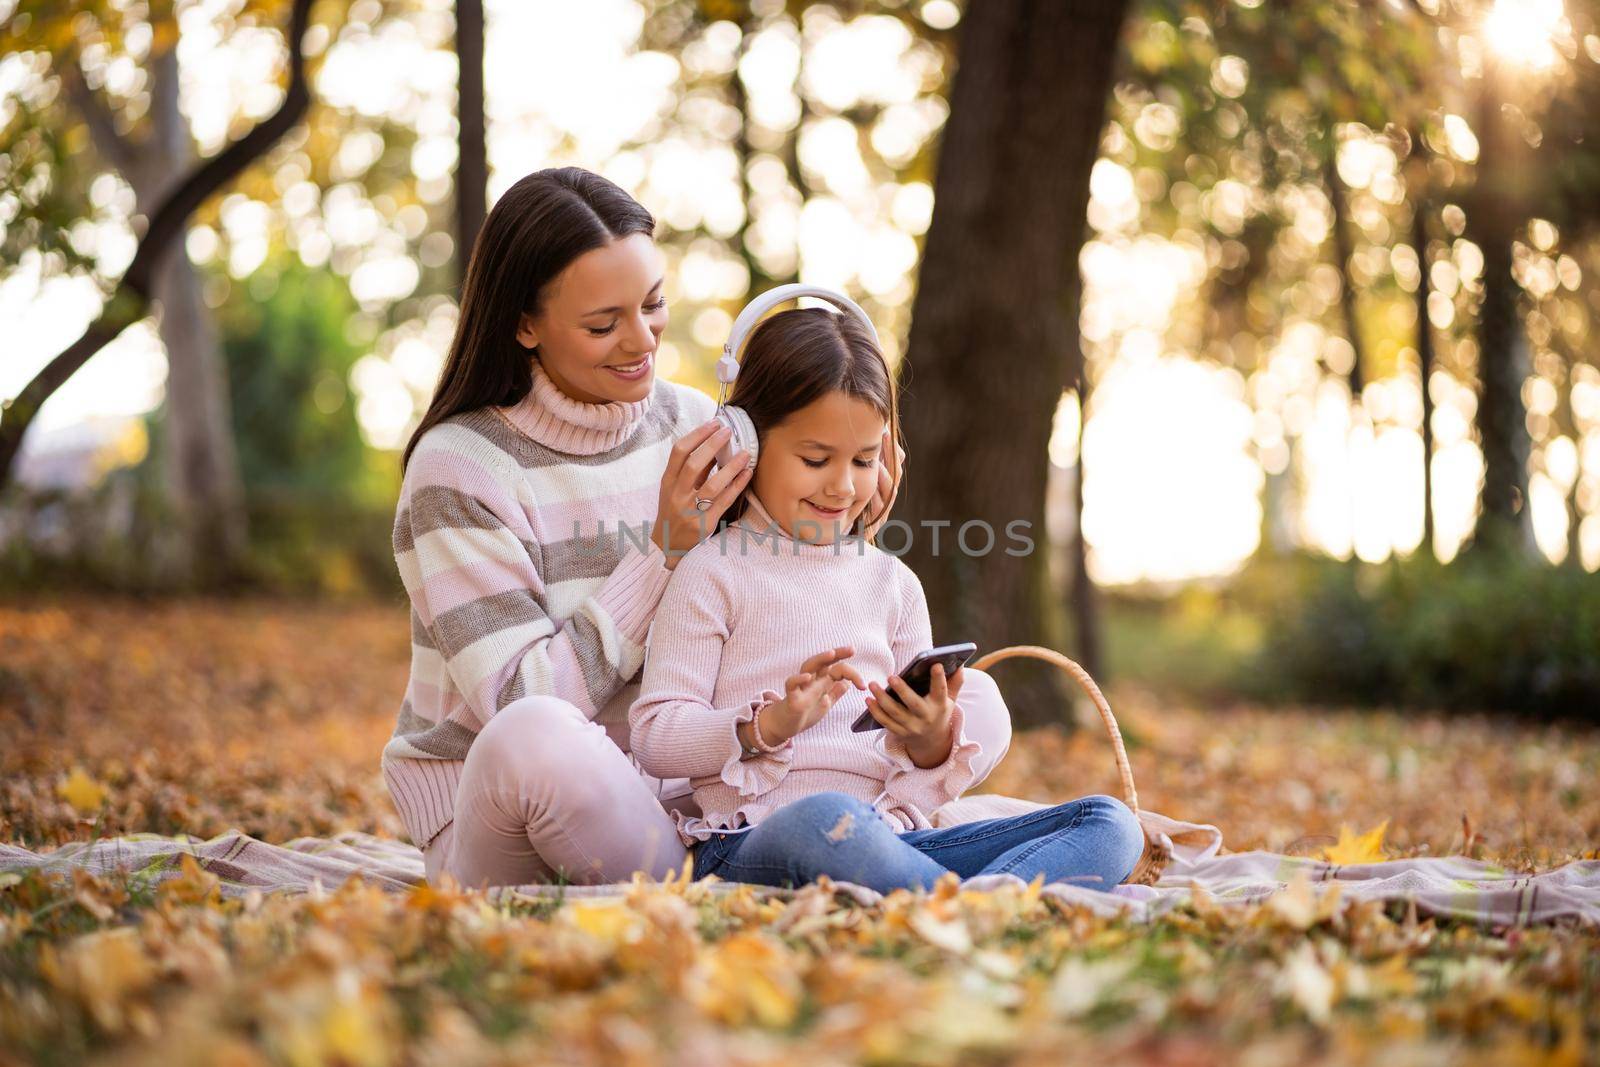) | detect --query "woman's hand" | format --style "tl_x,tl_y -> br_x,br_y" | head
653,418 -> 754,569
865,663 -> 964,768
755,646 -> 867,746
861,428 -> 905,541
